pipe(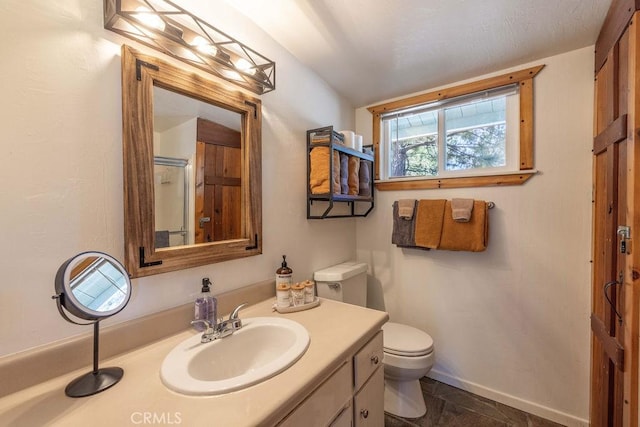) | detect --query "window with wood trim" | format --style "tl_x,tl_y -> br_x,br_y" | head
368,65 -> 543,190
